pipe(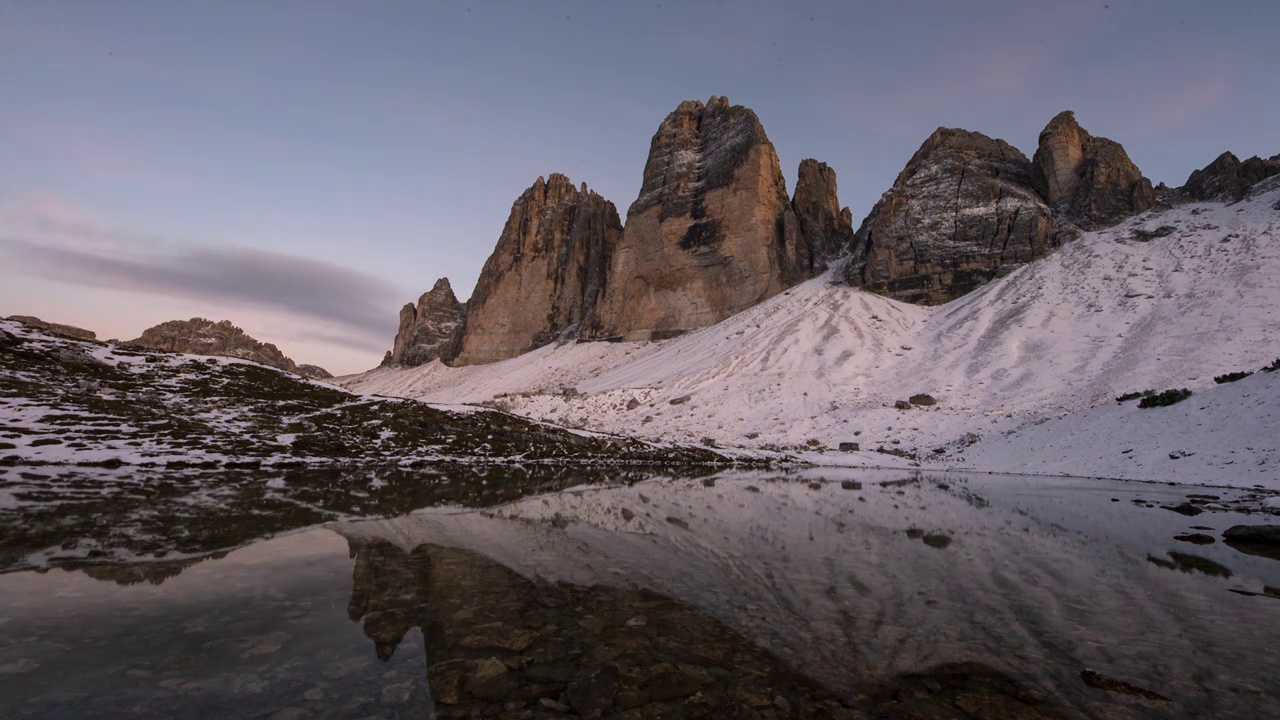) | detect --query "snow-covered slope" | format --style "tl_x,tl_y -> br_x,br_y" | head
344,185 -> 1280,486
